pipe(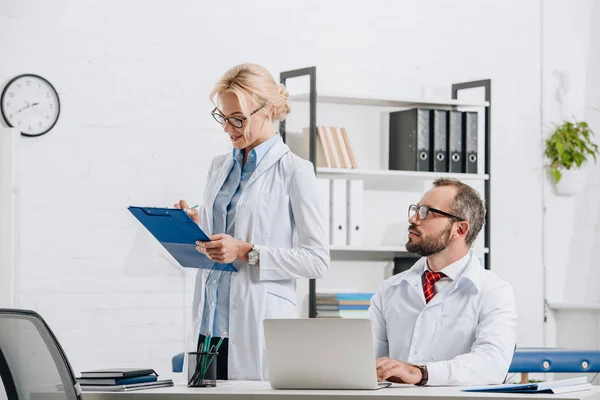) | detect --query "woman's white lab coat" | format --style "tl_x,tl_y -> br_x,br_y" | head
190,140 -> 329,380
